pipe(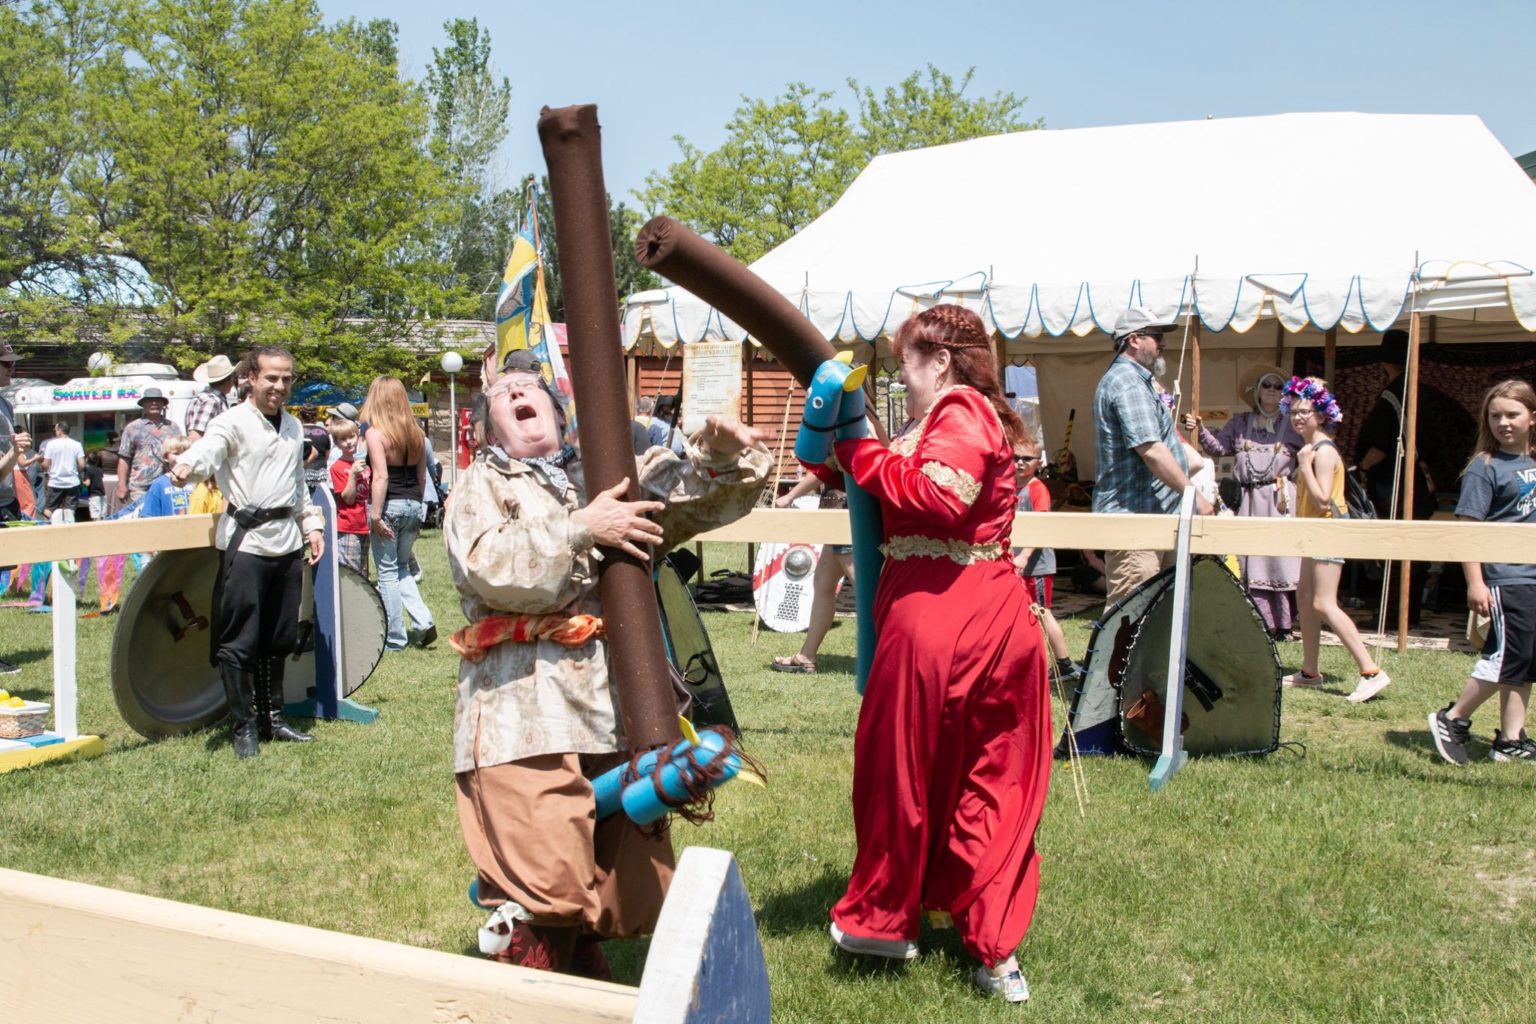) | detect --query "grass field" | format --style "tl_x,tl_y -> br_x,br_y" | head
2,539 -> 1534,1022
